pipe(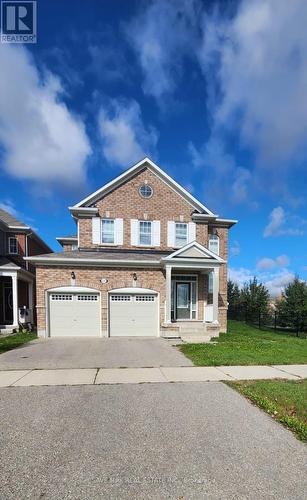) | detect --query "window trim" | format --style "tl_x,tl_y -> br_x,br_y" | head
8,236 -> 18,255
174,222 -> 188,248
138,220 -> 152,246
101,218 -> 115,245
139,184 -> 153,199
208,234 -> 219,255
